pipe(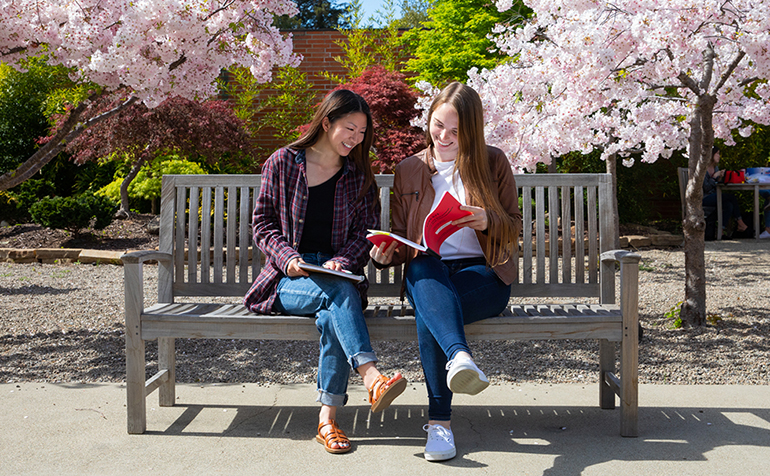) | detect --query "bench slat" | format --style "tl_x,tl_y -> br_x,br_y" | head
140,303 -> 623,342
